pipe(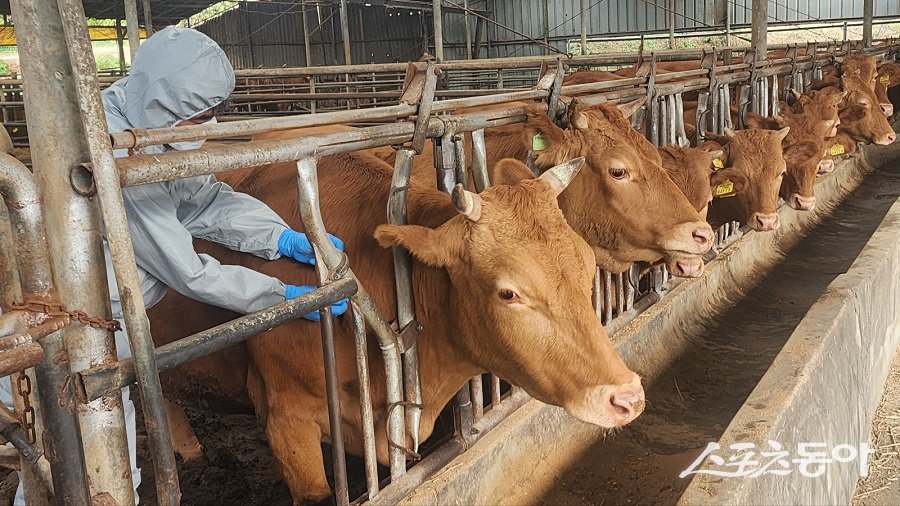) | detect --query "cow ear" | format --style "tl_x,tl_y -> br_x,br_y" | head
523,104 -> 566,151
774,126 -> 791,142
616,97 -> 646,119
840,104 -> 868,123
783,141 -> 821,165
374,224 -> 461,268
709,167 -> 748,196
491,158 -> 534,186
745,112 -> 778,130
705,149 -> 725,161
